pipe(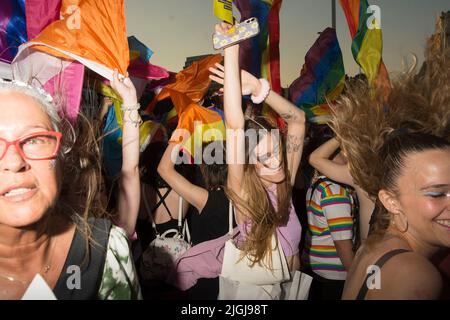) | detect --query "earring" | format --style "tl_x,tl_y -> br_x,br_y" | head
394,212 -> 408,233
